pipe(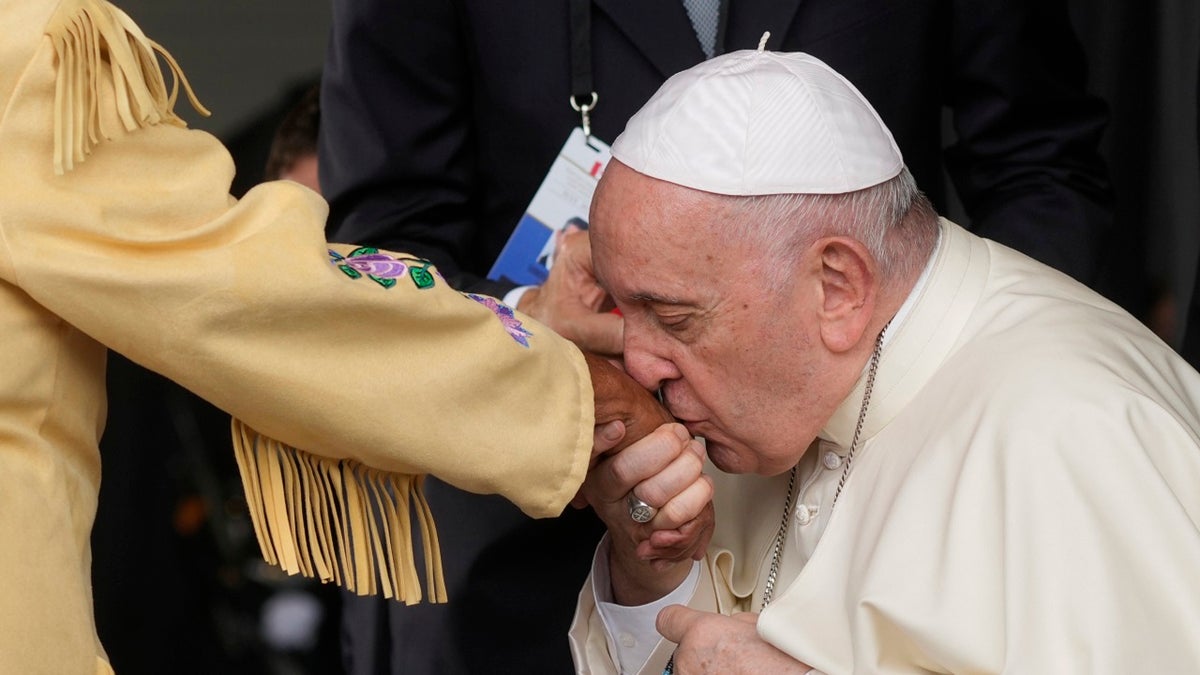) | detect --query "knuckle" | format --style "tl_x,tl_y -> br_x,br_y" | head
609,455 -> 642,487
638,483 -> 669,508
658,501 -> 692,528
